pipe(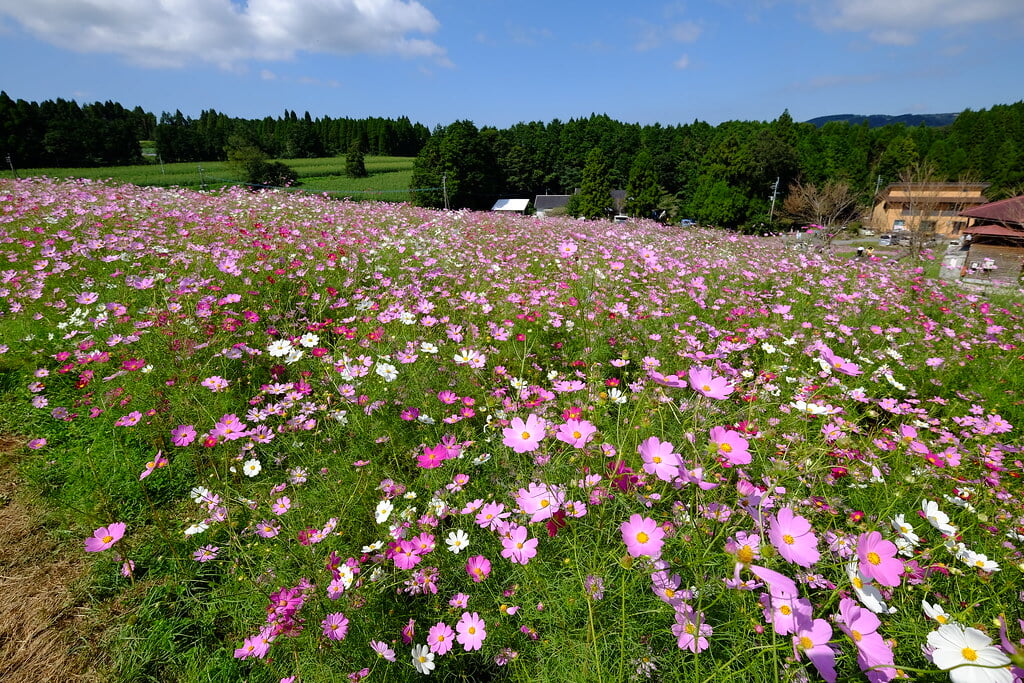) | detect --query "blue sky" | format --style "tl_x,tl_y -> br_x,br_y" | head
0,0 -> 1022,129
